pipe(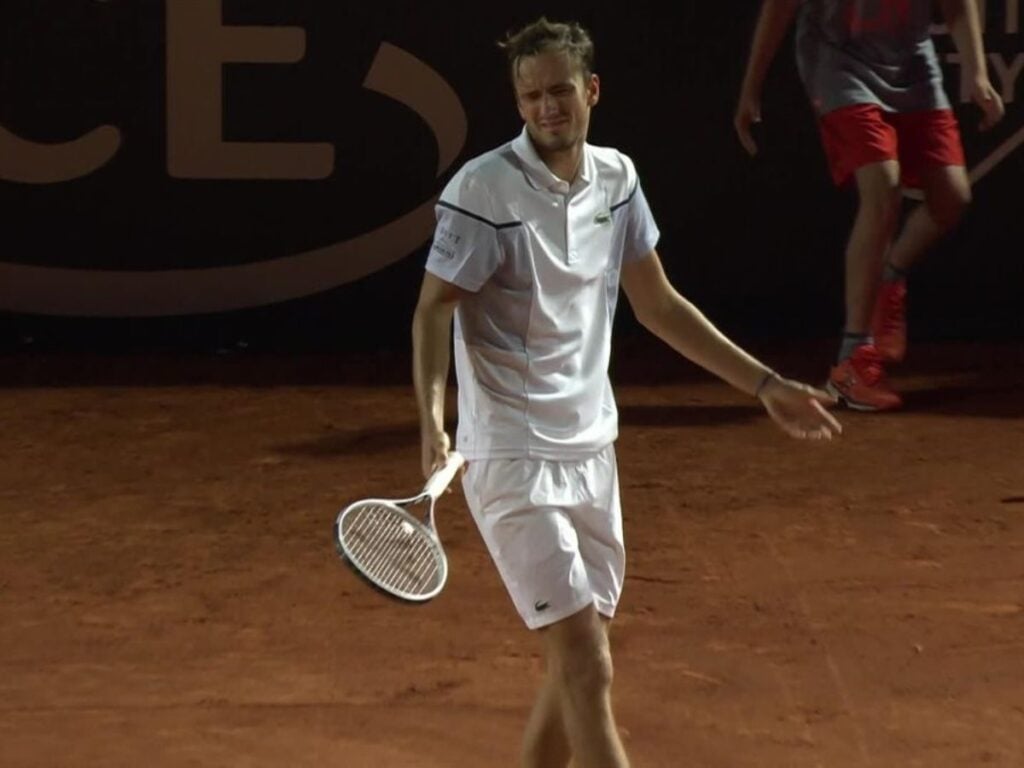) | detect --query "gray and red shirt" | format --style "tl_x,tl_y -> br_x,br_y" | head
795,0 -> 950,115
